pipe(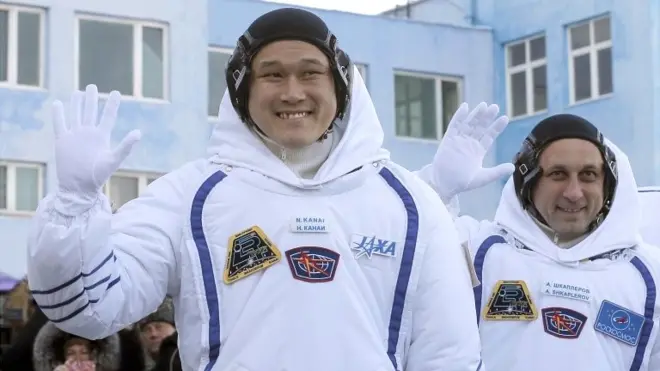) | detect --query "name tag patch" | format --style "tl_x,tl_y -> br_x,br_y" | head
542,307 -> 587,339
483,280 -> 538,321
223,226 -> 281,284
290,216 -> 329,233
594,300 -> 645,346
350,234 -> 397,259
543,281 -> 591,302
286,246 -> 340,283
